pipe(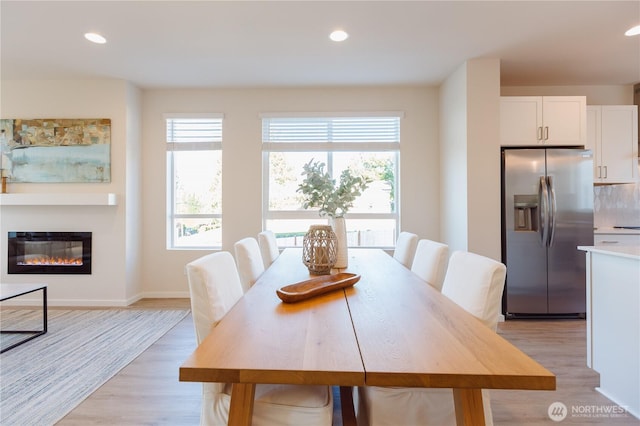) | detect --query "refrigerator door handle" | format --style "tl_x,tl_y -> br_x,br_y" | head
547,176 -> 557,247
538,176 -> 549,247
